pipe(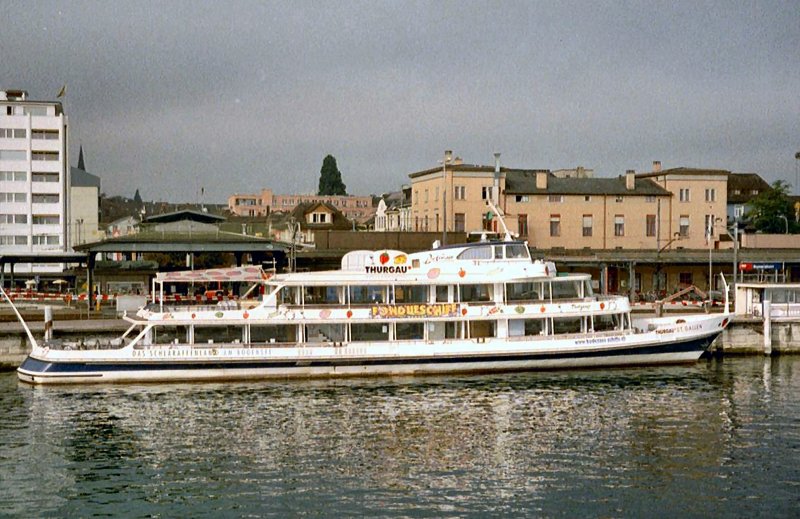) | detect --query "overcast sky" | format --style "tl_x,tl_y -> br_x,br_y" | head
2,0 -> 799,202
